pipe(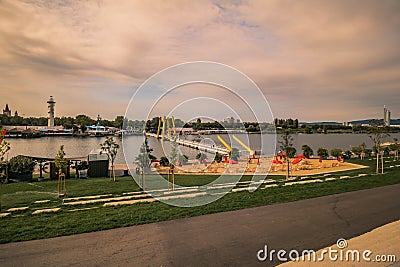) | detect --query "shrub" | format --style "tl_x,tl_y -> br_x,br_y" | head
9,155 -> 35,174
160,156 -> 169,167
317,148 -> 329,158
330,148 -> 343,157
